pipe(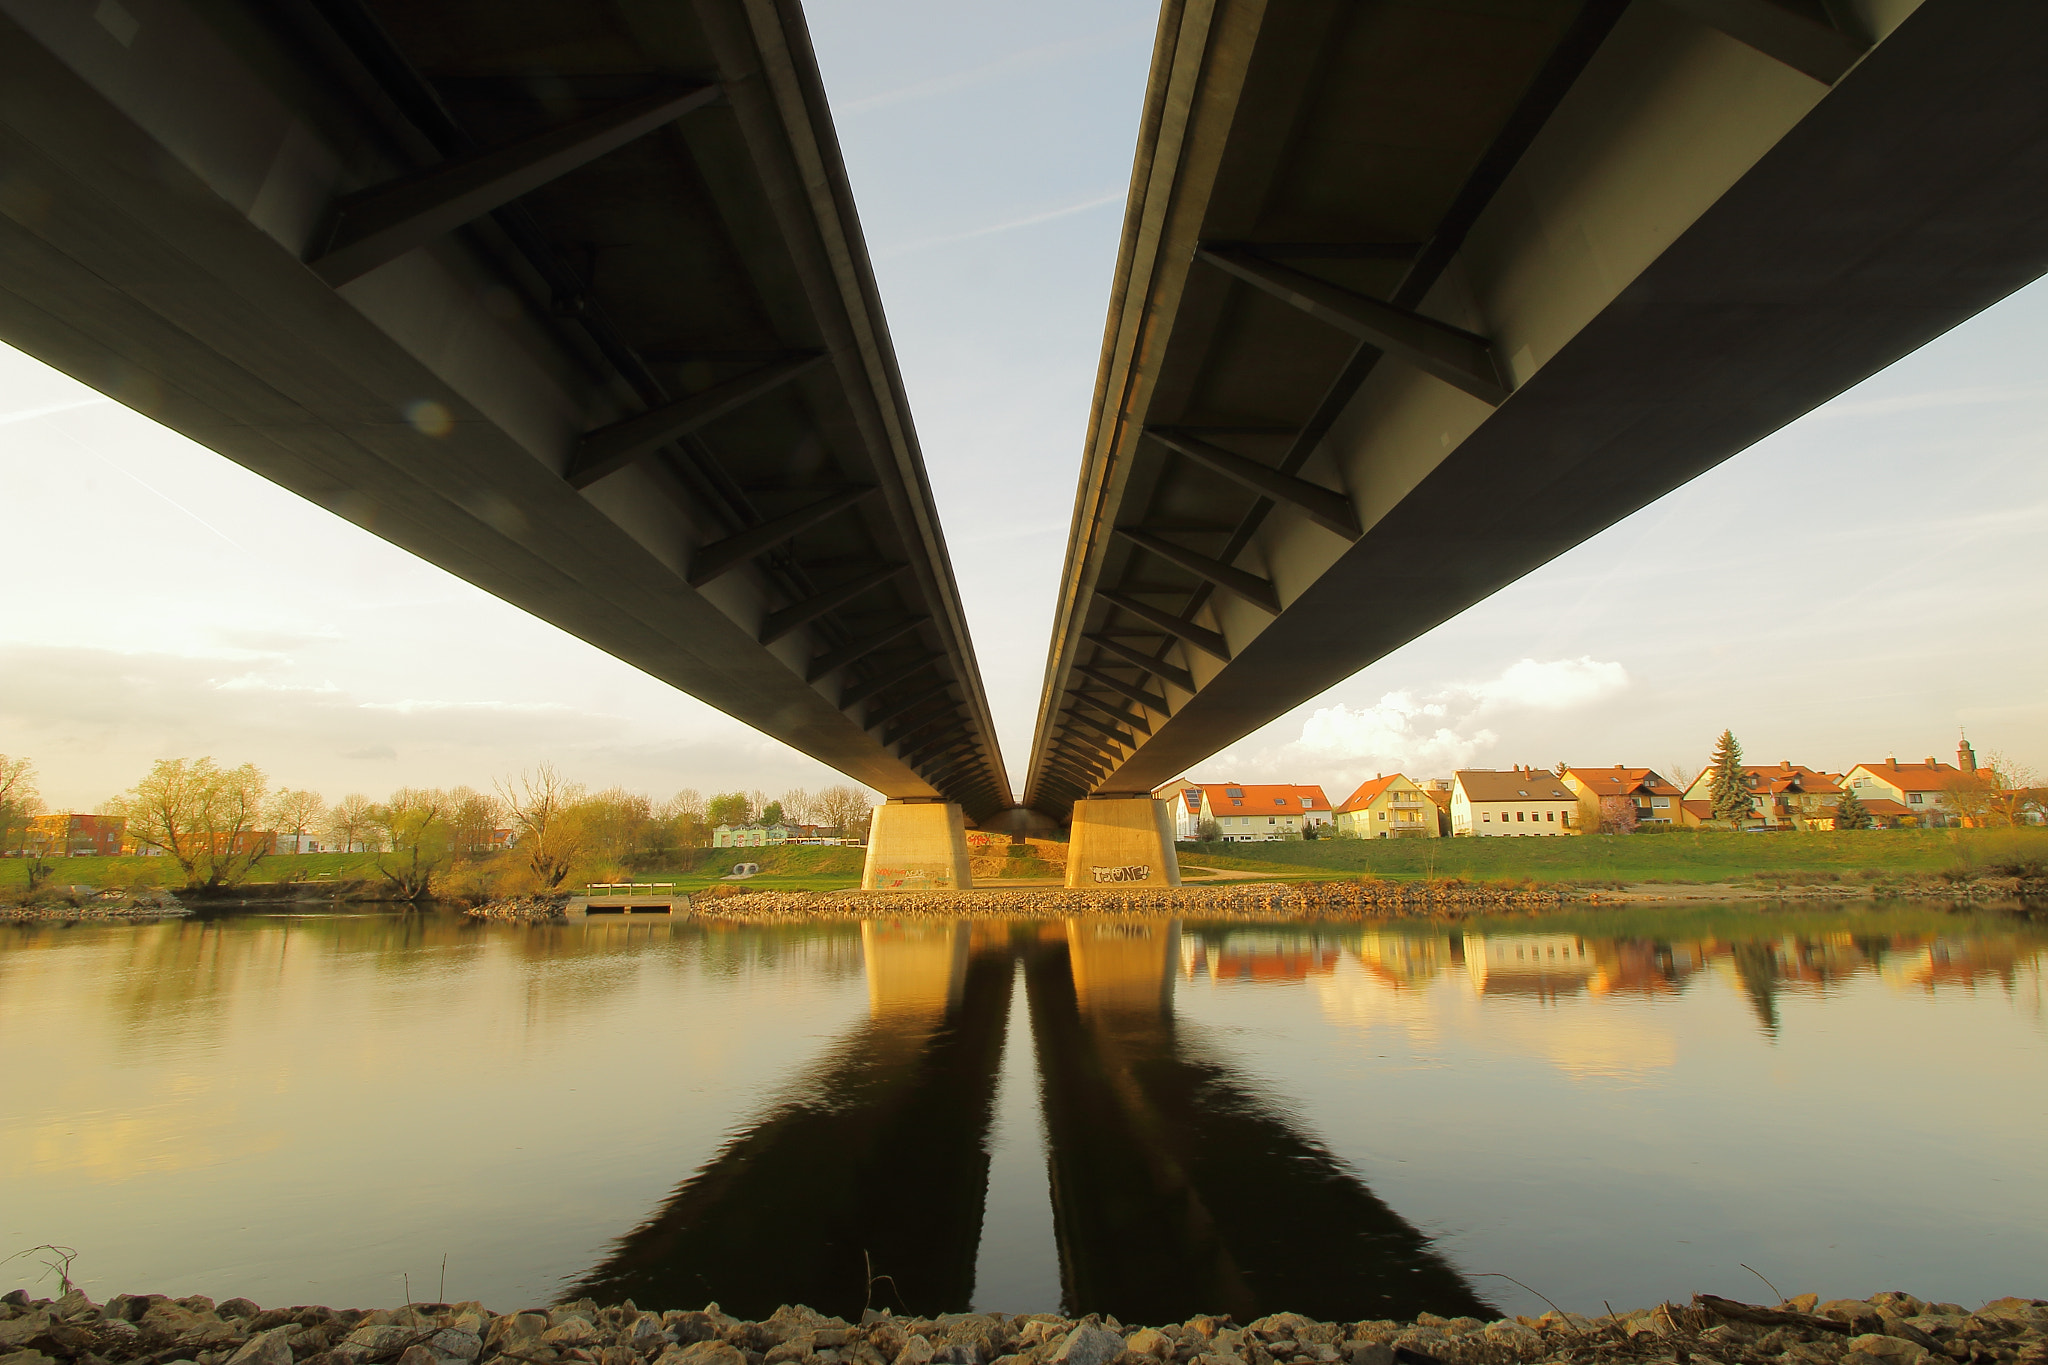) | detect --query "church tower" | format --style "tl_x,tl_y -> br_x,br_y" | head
1958,732 -> 1977,772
